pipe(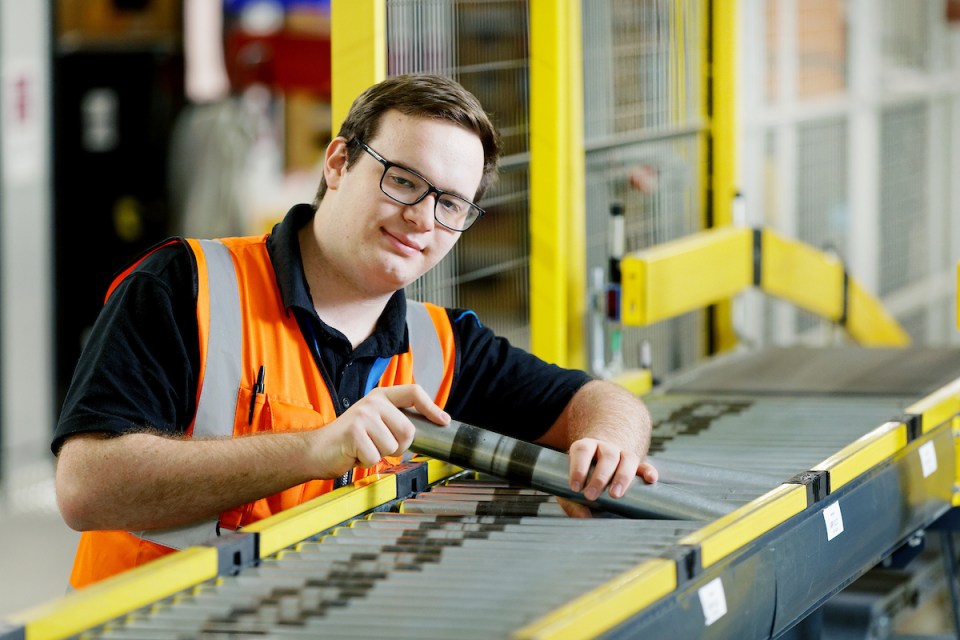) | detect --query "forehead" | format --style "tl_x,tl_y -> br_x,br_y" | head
368,111 -> 484,194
